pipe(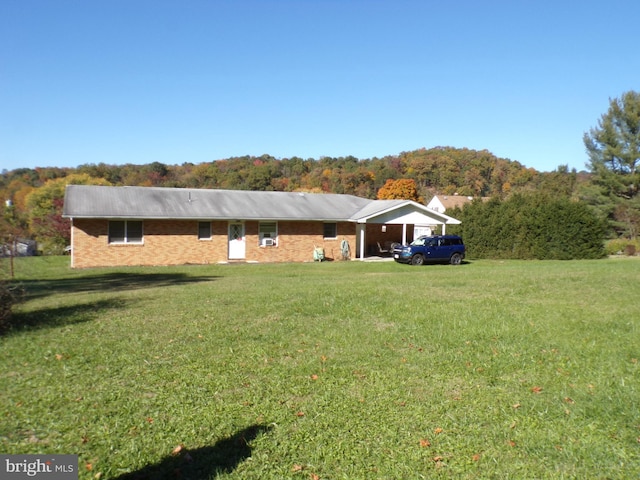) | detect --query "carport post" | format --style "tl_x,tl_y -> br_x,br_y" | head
357,223 -> 366,260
